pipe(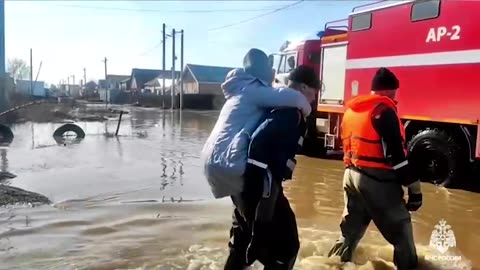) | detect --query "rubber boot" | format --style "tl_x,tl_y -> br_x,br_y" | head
224,250 -> 249,270
263,255 -> 297,270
